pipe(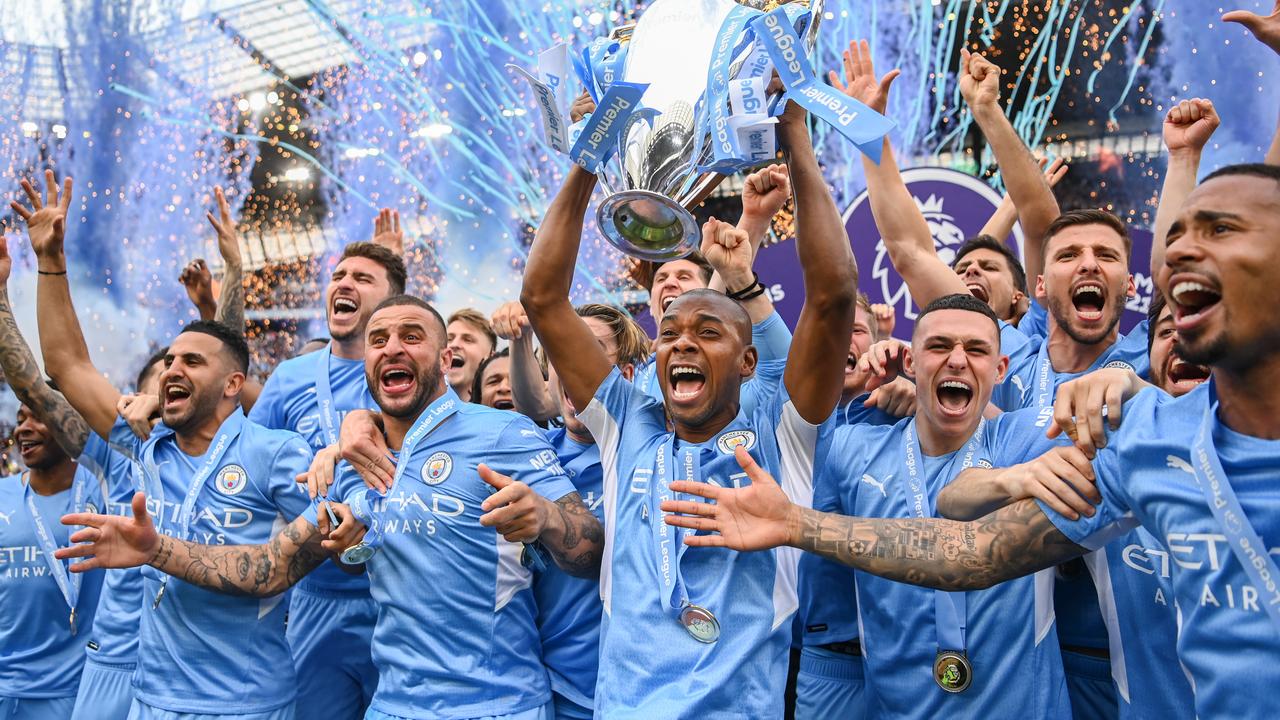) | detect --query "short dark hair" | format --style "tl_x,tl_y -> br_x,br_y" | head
371,294 -> 447,337
653,251 -> 715,286
1043,209 -> 1132,259
135,346 -> 169,391
179,321 -> 250,373
446,308 -> 497,353
952,234 -> 1028,293
914,293 -> 1001,341
471,348 -> 511,403
1147,292 -> 1168,353
339,242 -> 407,295
1202,162 -> 1280,186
